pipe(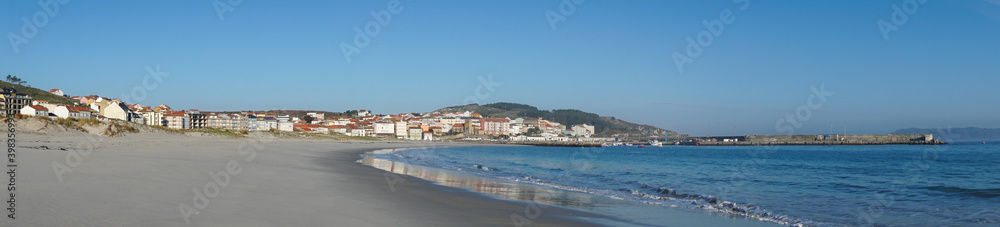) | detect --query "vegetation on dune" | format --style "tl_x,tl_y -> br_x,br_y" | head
189,128 -> 244,138
0,80 -> 80,106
